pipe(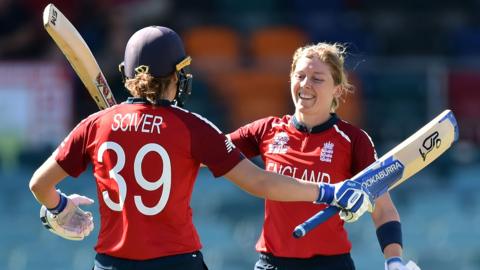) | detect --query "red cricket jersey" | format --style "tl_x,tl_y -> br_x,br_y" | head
229,114 -> 376,258
55,98 -> 243,260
